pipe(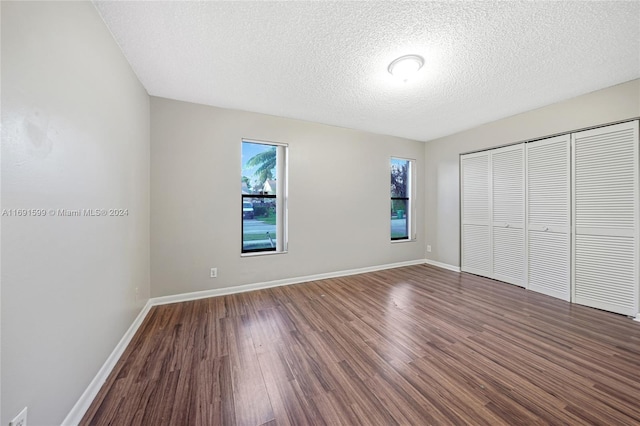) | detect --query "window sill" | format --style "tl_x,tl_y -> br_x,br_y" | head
391,238 -> 416,244
241,250 -> 288,258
